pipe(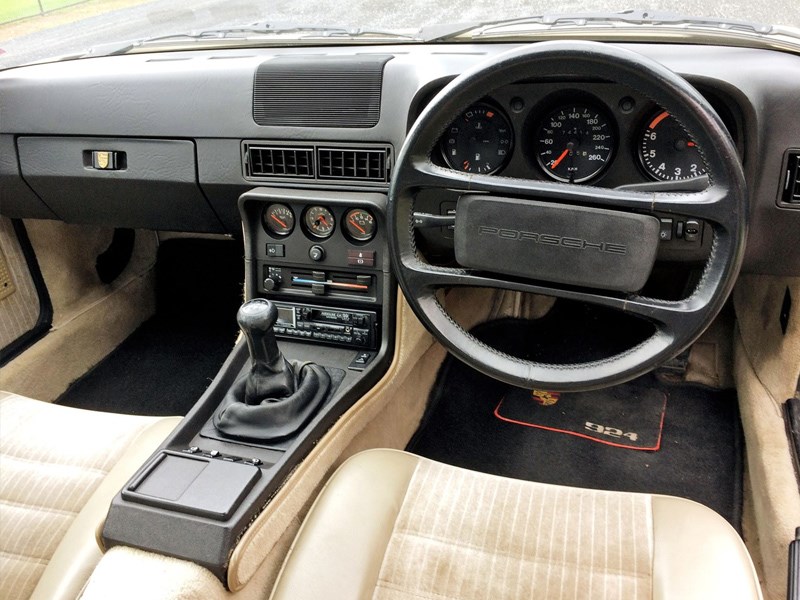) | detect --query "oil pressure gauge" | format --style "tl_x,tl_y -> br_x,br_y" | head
344,208 -> 376,242
263,203 -> 295,236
